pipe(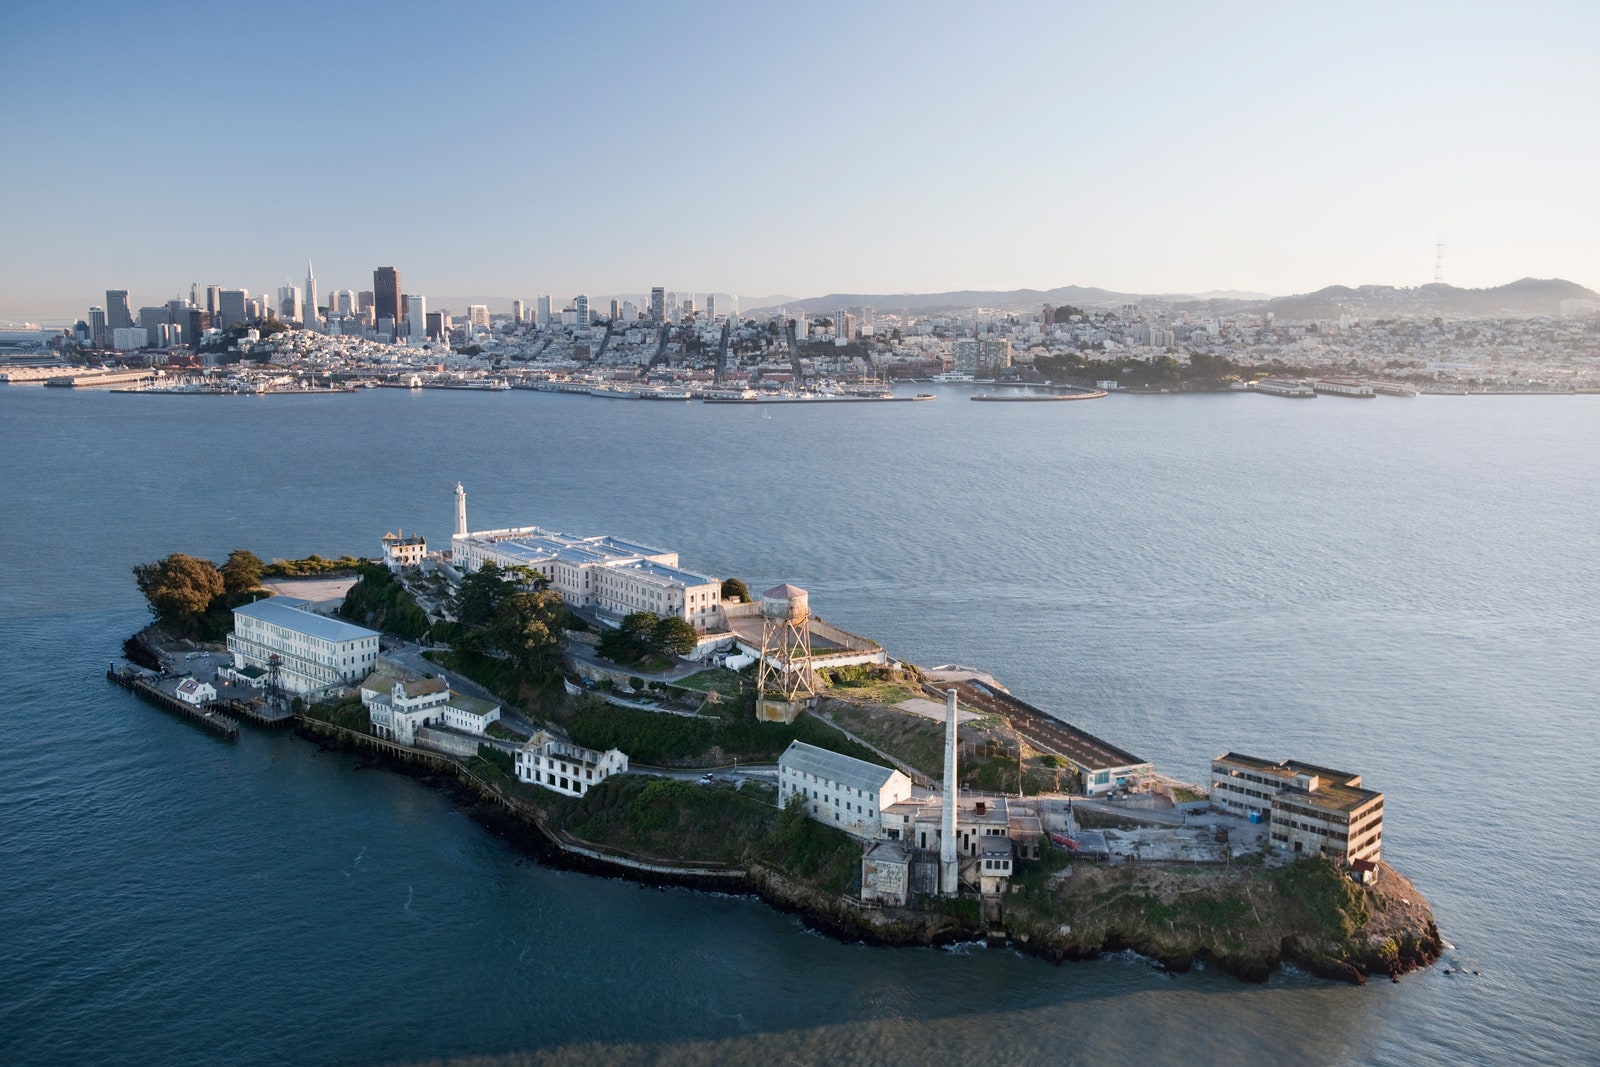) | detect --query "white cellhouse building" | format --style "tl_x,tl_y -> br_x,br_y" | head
227,597 -> 380,695
449,486 -> 723,632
